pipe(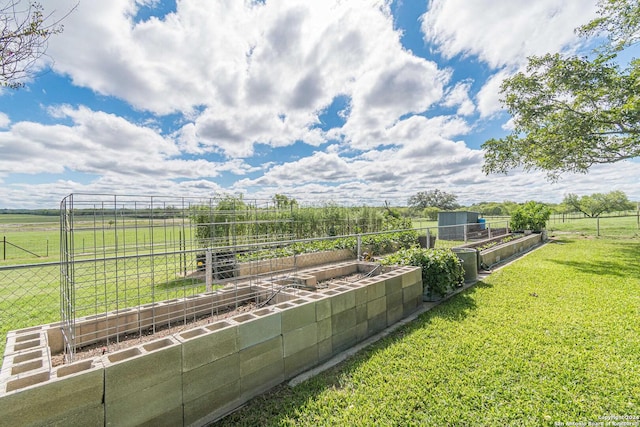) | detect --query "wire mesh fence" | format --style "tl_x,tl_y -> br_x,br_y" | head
0,262 -> 60,357
2,191 -> 519,363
